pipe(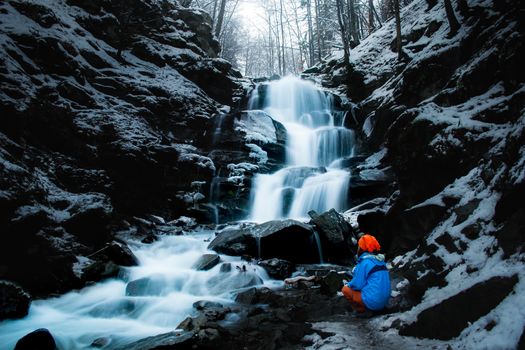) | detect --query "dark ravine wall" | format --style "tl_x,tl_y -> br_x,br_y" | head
0,0 -> 288,298
307,0 -> 524,341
